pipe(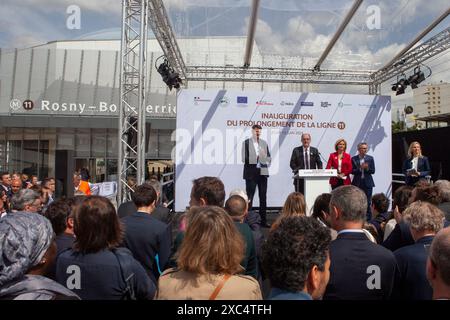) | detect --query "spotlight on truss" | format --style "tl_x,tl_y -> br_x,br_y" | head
391,74 -> 409,96
408,66 -> 426,89
156,56 -> 182,91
